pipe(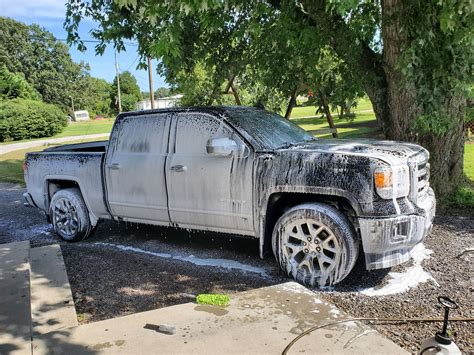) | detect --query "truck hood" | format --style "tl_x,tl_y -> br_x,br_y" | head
276,138 -> 427,166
